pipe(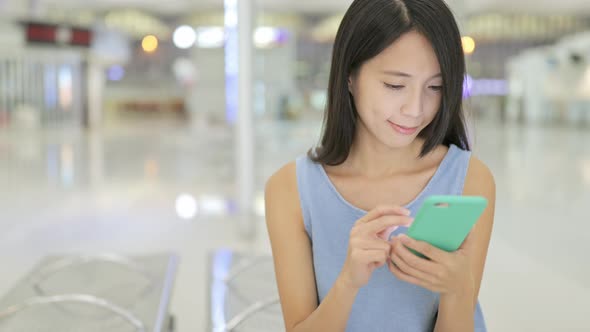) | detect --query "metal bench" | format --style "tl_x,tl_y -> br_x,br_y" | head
0,253 -> 179,332
208,249 -> 284,332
